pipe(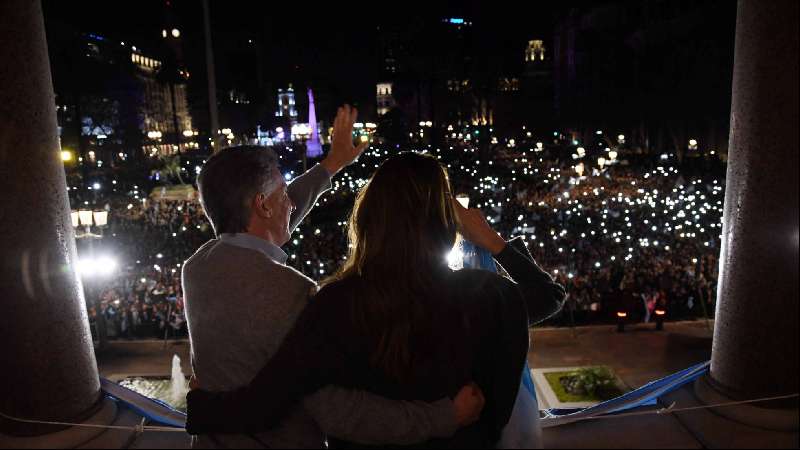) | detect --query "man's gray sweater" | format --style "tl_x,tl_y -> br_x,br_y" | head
183,164 -> 455,448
